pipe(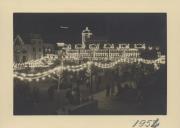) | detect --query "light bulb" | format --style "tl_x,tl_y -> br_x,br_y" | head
28,78 -> 32,82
